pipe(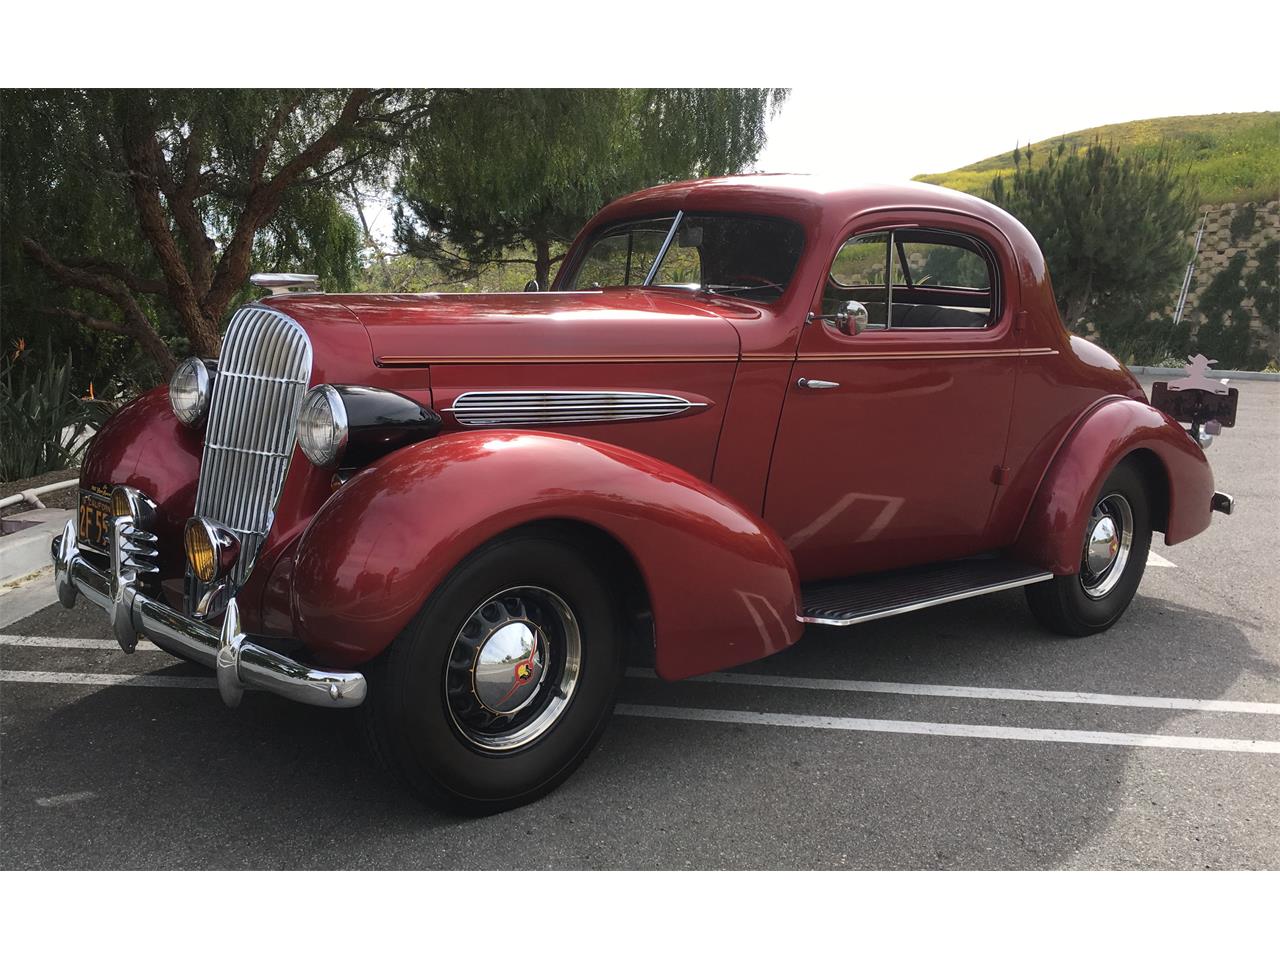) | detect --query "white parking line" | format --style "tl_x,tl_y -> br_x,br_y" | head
6,636 -> 1277,717
35,790 -> 97,808
0,670 -> 213,689
0,634 -> 159,651
1147,551 -> 1177,568
616,703 -> 1280,755
626,669 -> 1280,716
4,667 -> 1278,757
